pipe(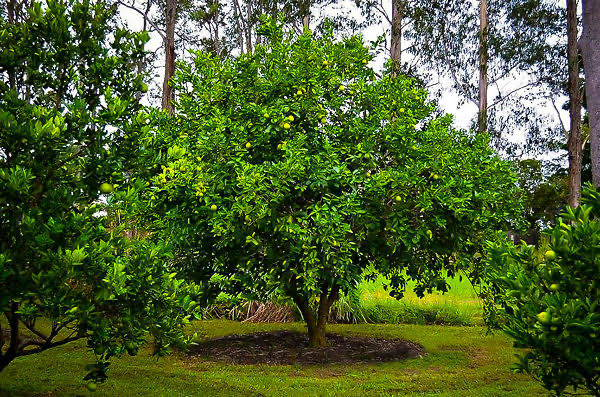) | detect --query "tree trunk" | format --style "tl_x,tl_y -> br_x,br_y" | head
232,0 -> 245,53
581,0 -> 600,187
245,0 -> 253,53
390,0 -> 402,75
308,318 -> 327,348
292,295 -> 320,346
301,0 -> 310,30
567,0 -> 583,206
271,0 -> 278,20
0,356 -> 12,373
477,0 -> 489,135
0,303 -> 19,373
291,281 -> 338,348
6,0 -> 15,22
302,14 -> 309,29
161,0 -> 177,114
